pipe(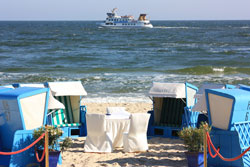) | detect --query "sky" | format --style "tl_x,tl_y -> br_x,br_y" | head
0,0 -> 250,21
